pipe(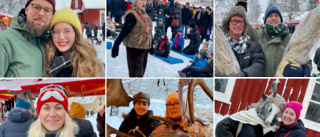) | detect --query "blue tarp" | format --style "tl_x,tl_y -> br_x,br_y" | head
170,42 -> 196,59
153,54 -> 184,64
